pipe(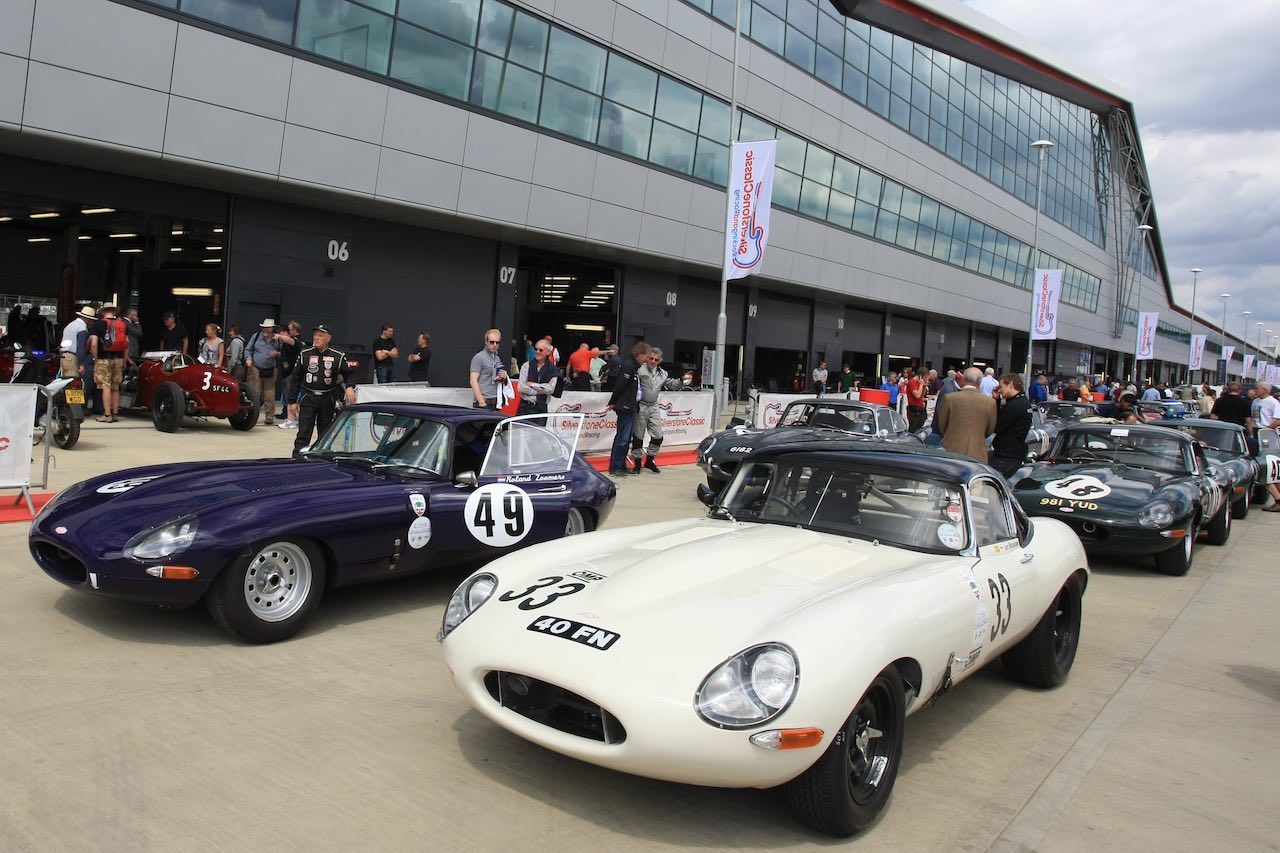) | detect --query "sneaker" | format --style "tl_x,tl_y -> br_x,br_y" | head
94,415 -> 112,423
278,420 -> 298,429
